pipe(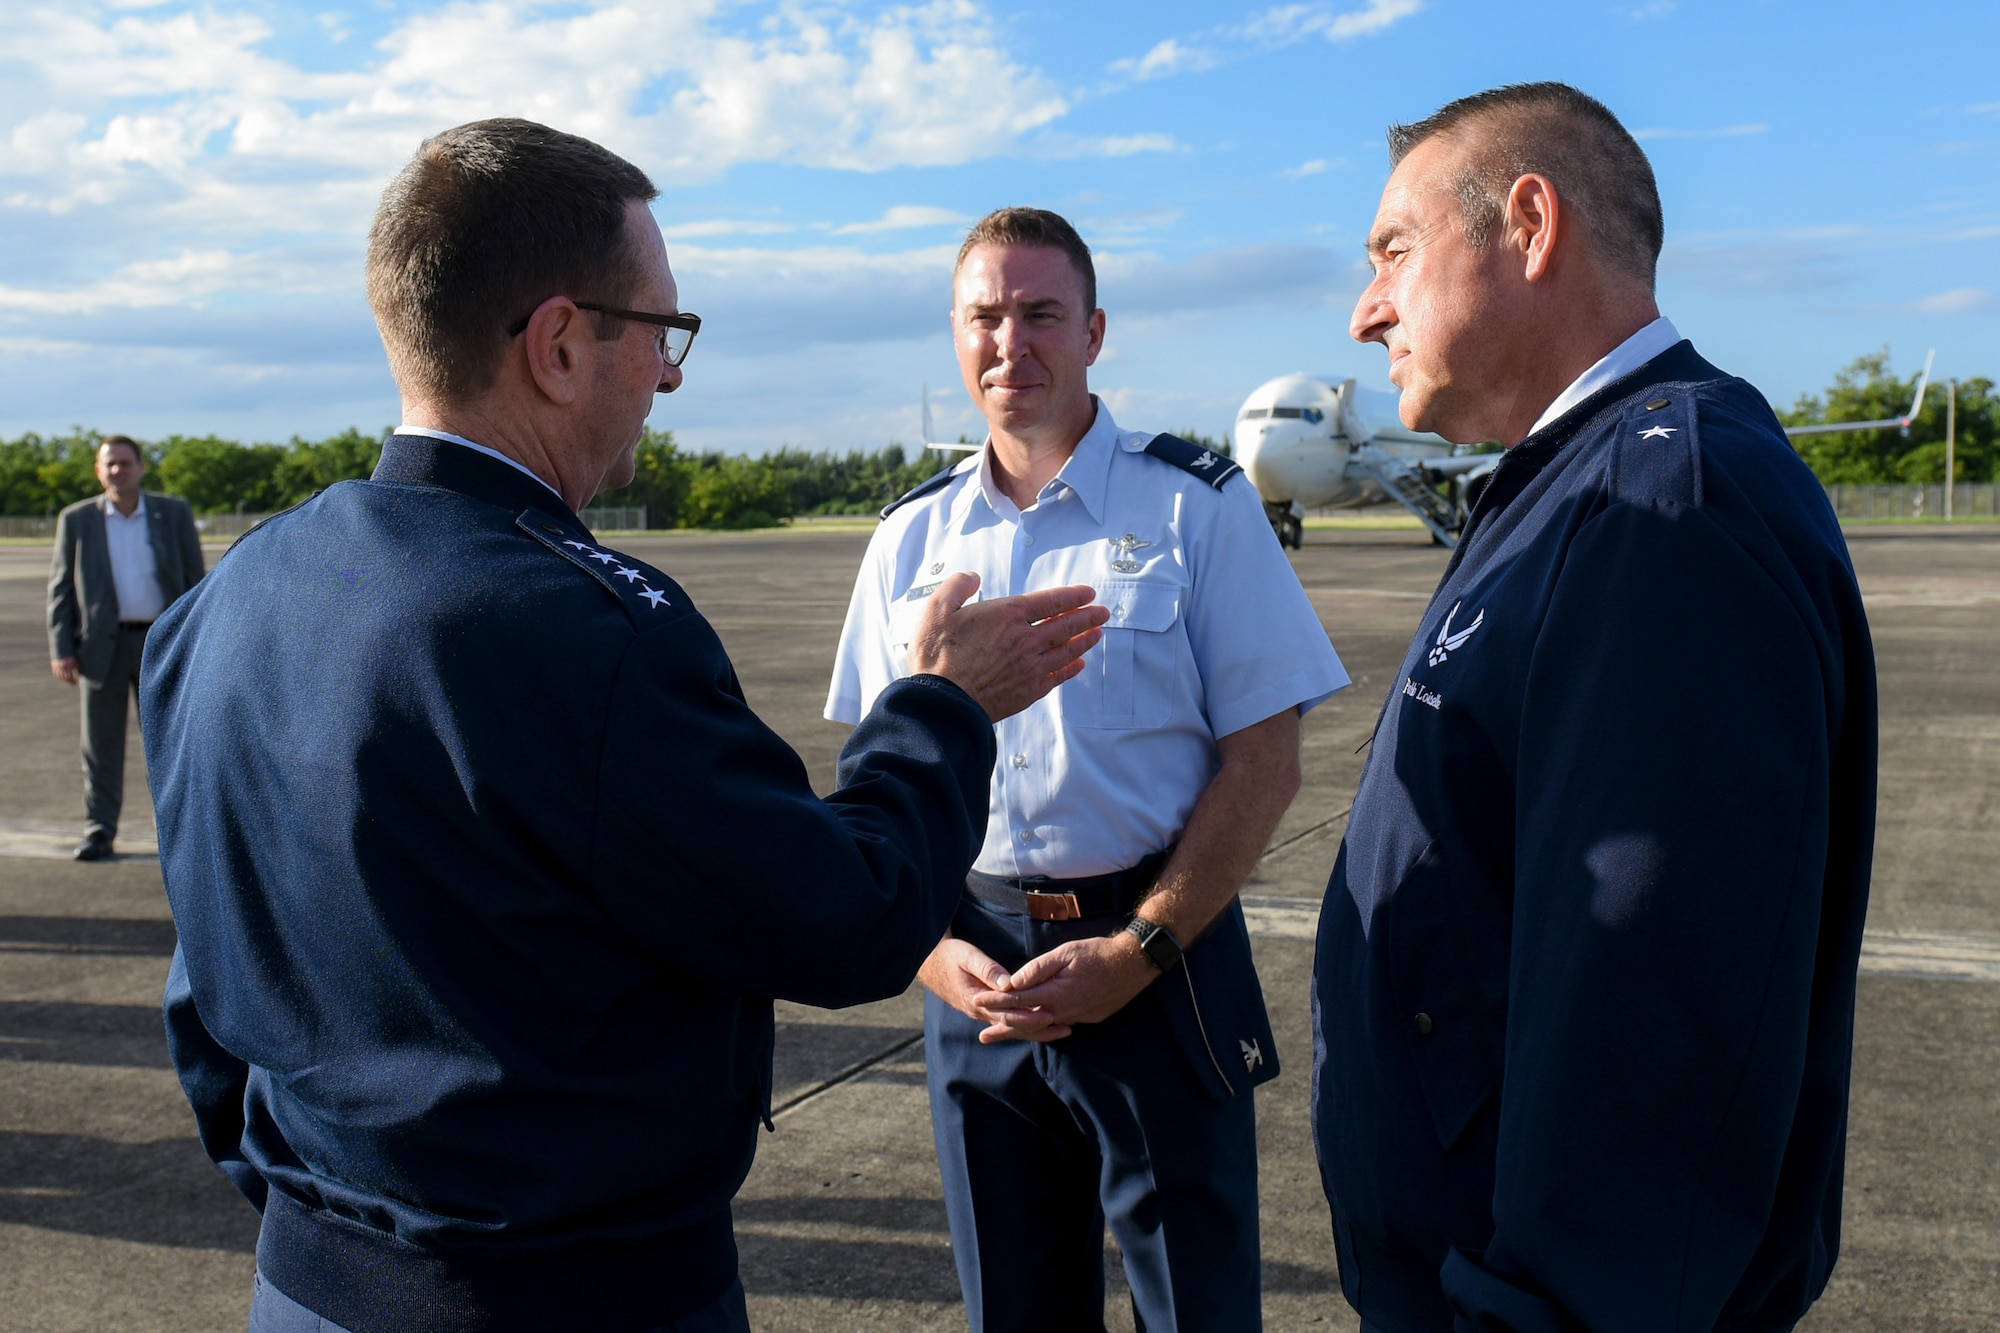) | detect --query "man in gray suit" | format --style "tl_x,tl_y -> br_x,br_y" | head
47,435 -> 205,860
